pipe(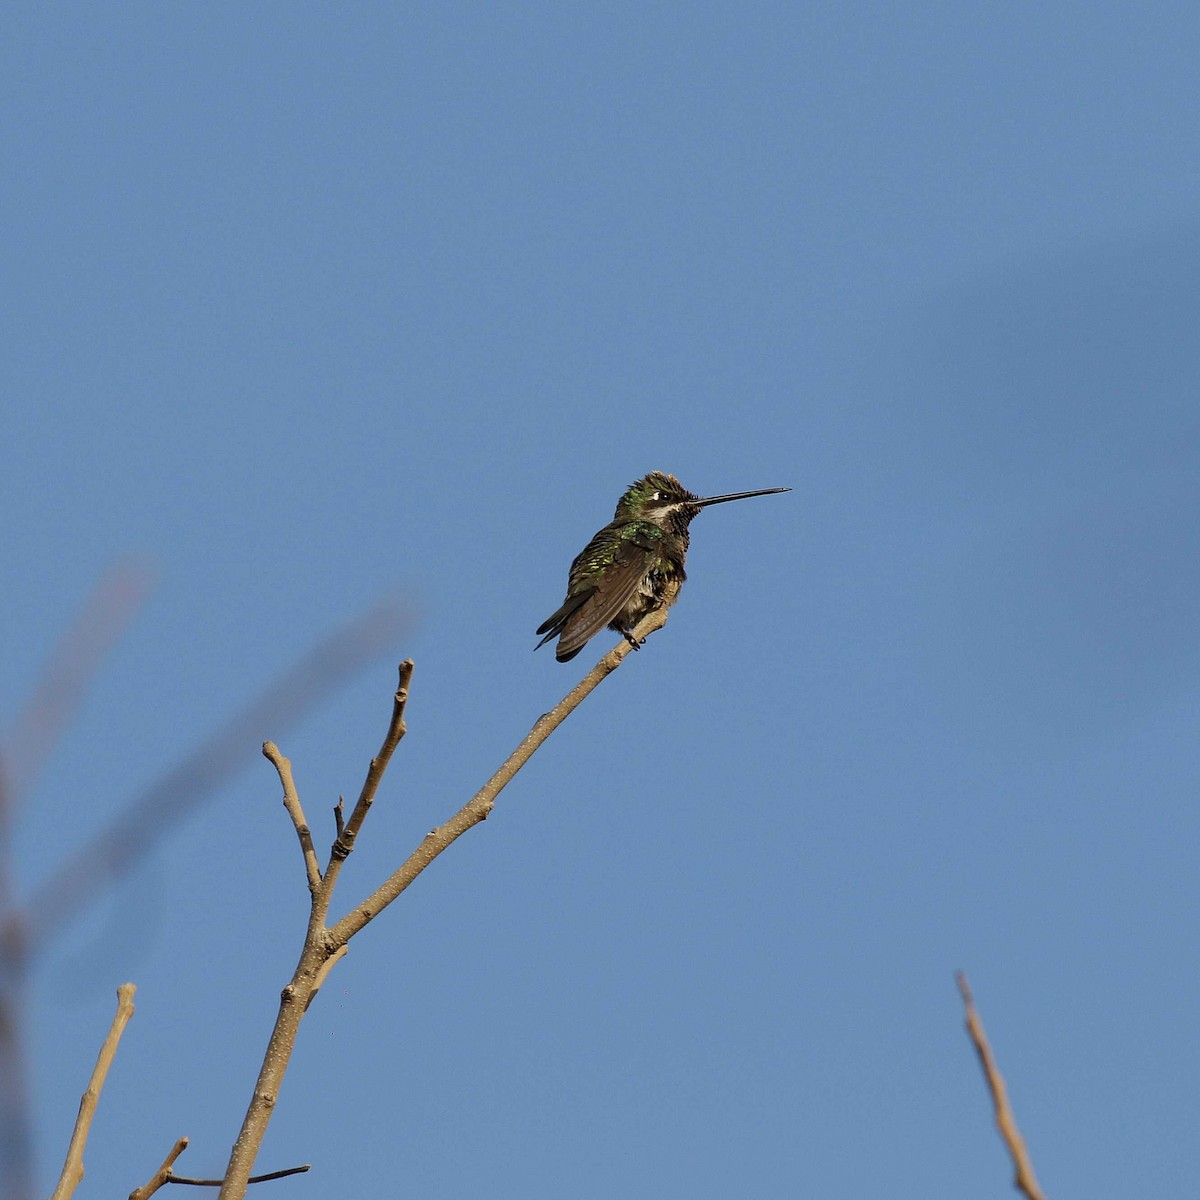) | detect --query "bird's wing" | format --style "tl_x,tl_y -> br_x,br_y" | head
535,588 -> 596,644
552,534 -> 655,661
